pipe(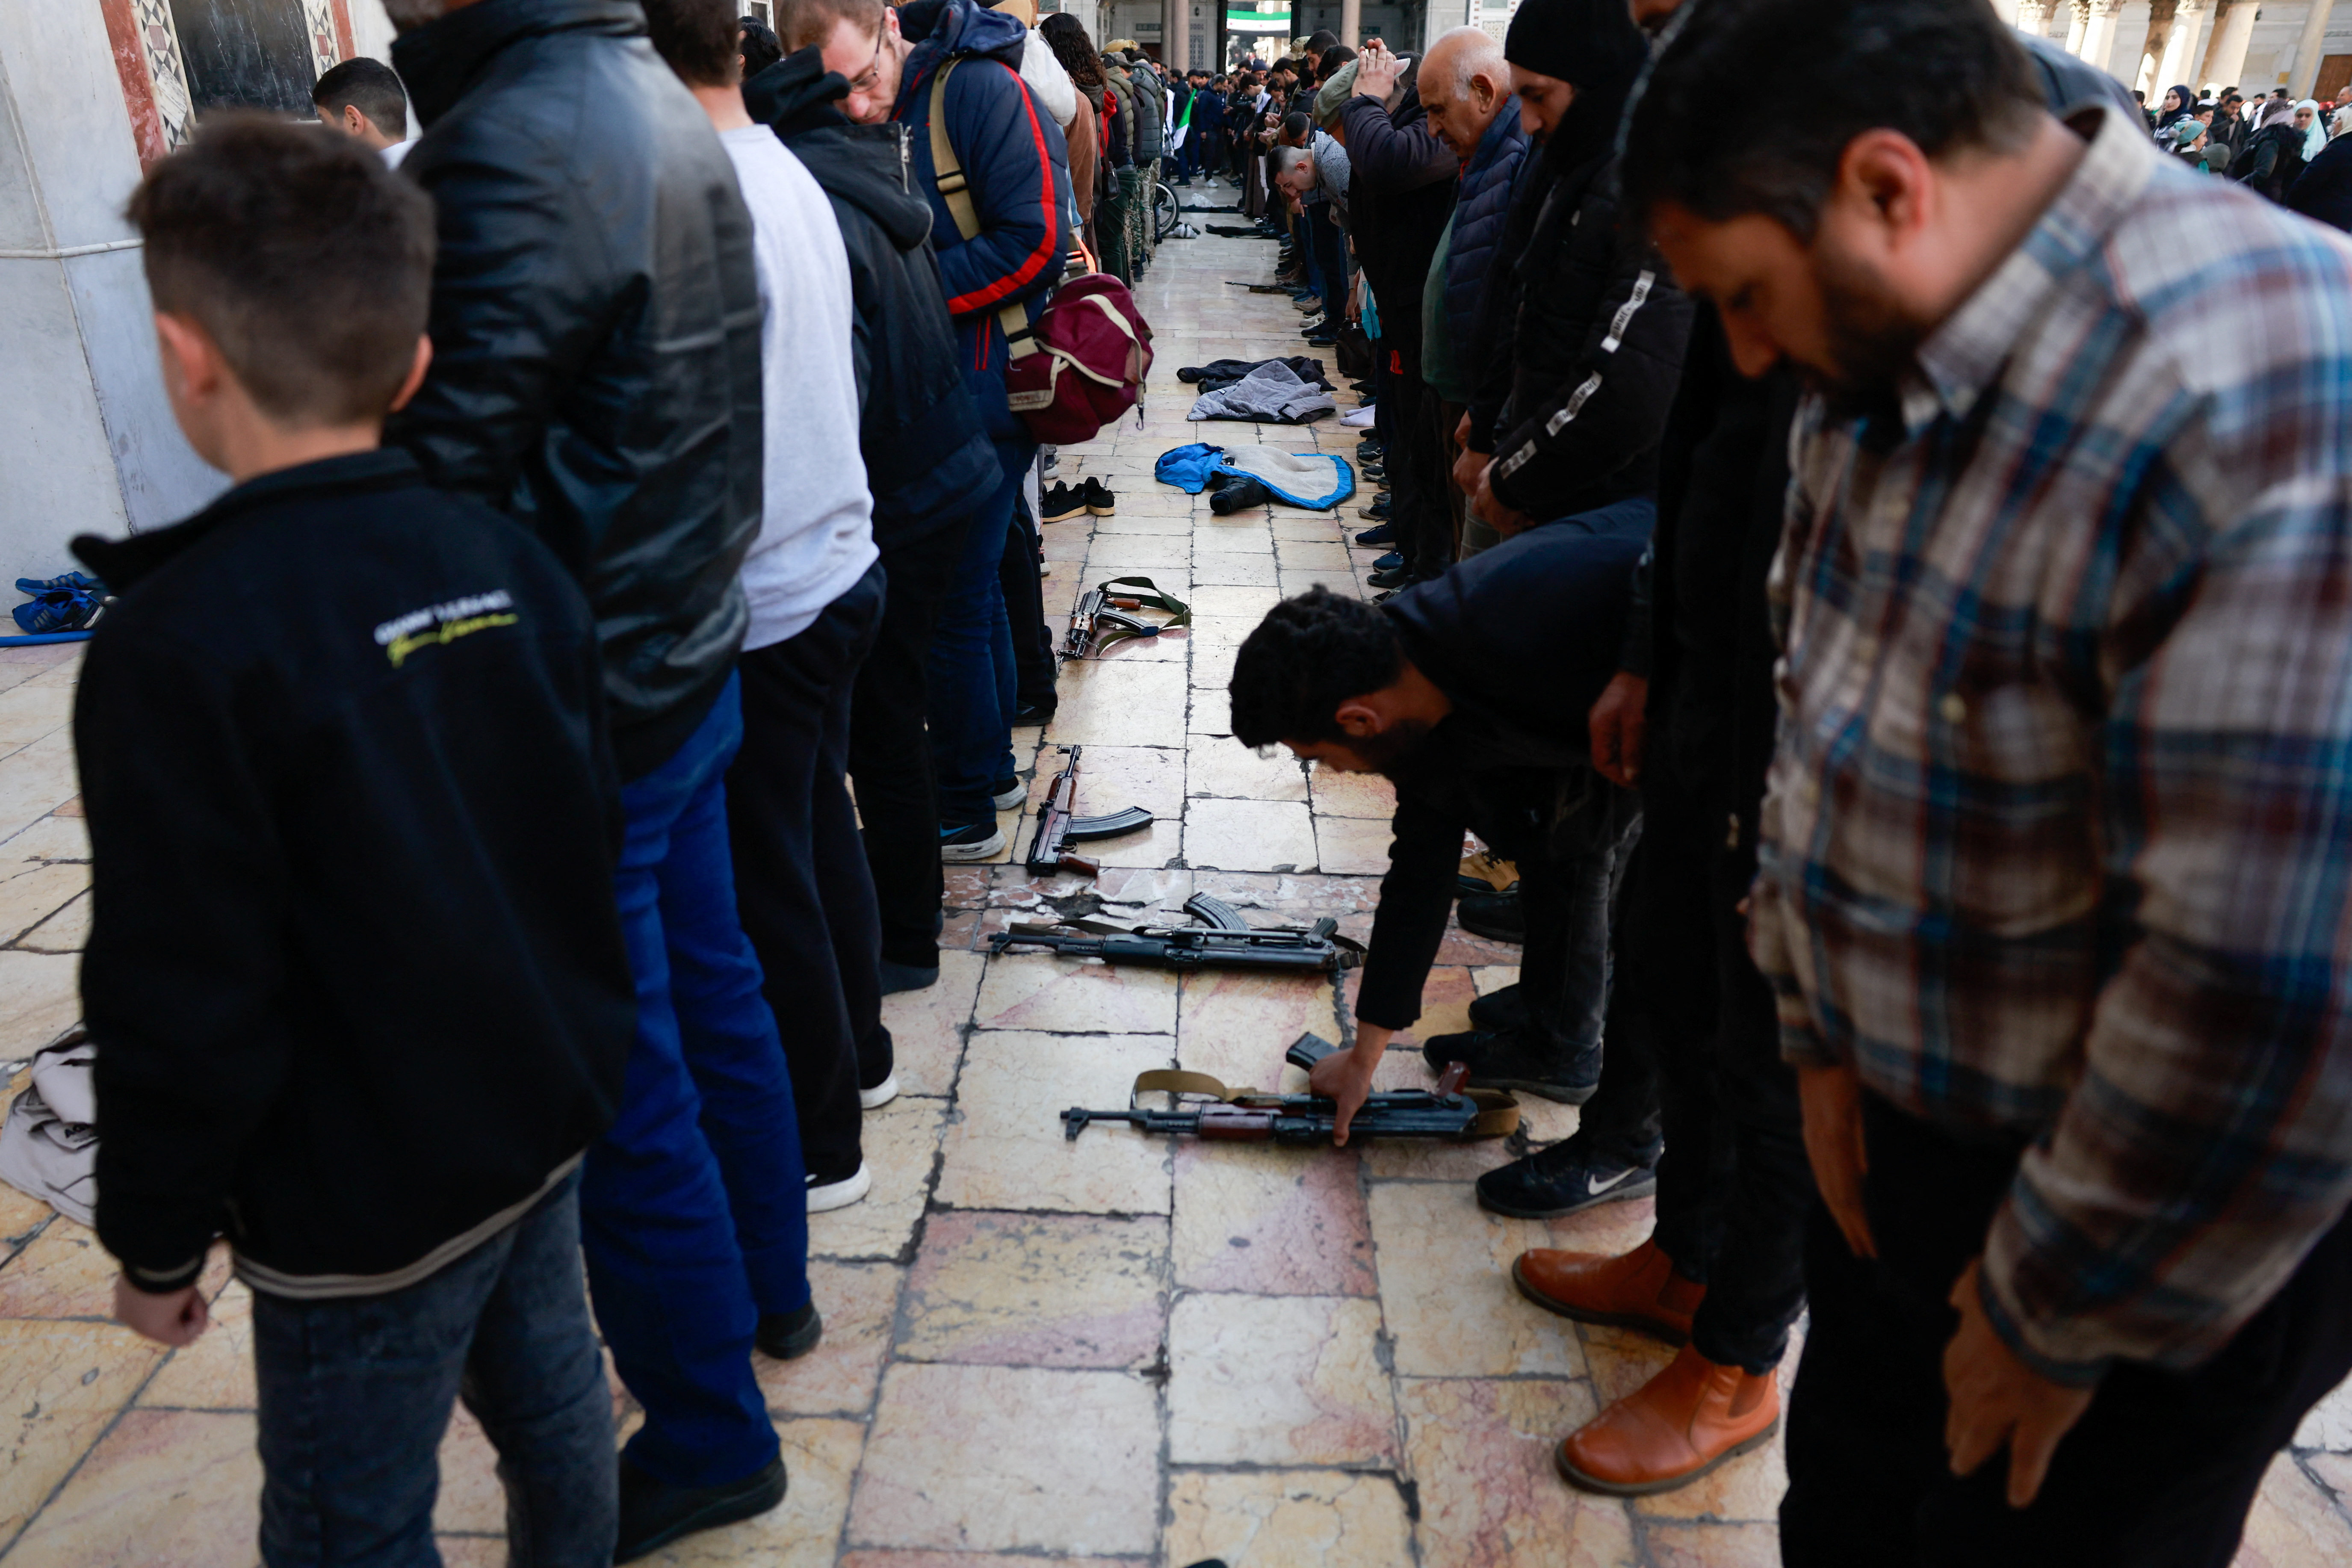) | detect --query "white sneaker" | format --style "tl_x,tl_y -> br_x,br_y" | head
859,1072 -> 899,1110
807,1163 -> 872,1213
991,780 -> 1027,810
